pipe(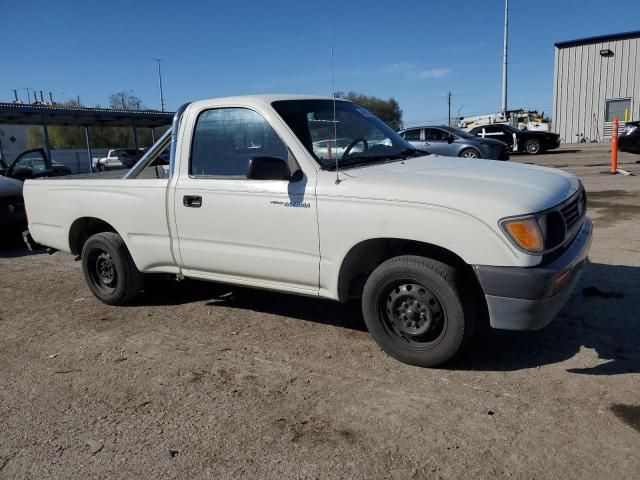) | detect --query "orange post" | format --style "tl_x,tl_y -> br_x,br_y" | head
611,116 -> 619,173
